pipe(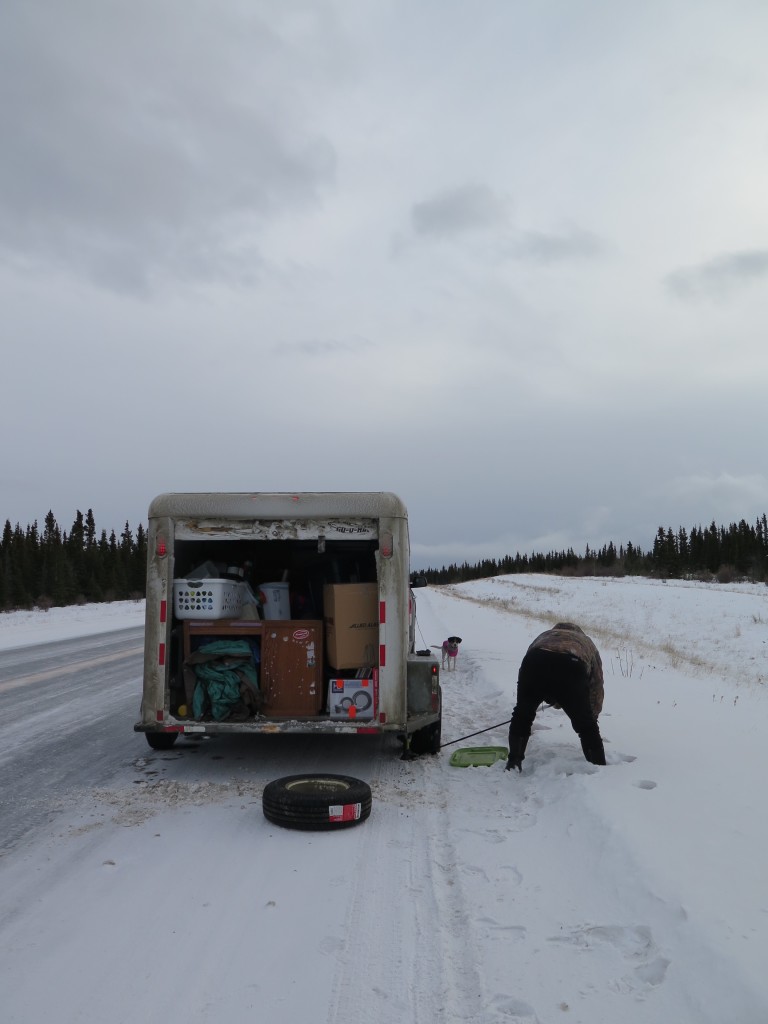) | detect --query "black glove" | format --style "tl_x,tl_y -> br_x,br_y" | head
579,727 -> 606,766
505,736 -> 527,772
